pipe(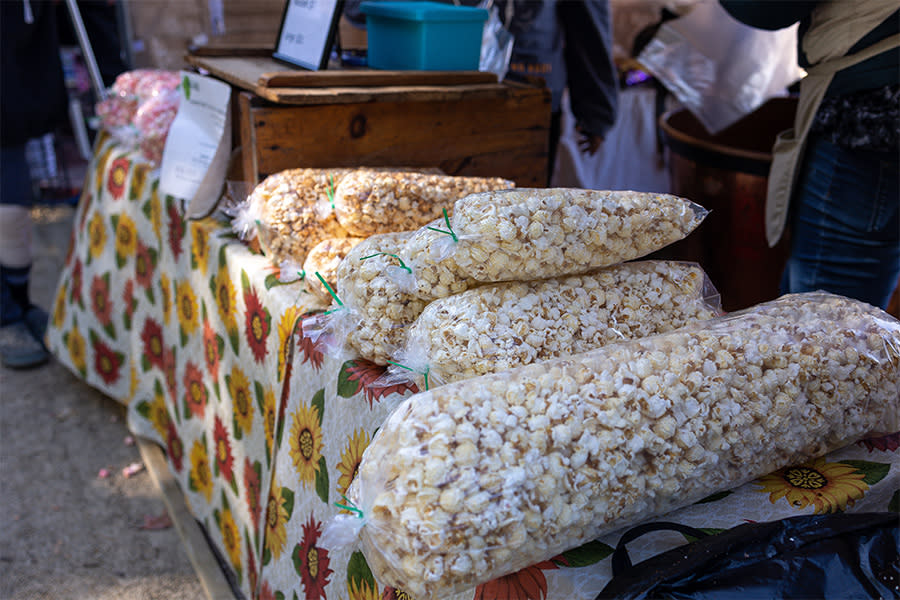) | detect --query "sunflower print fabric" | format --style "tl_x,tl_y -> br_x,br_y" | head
47,137 -> 899,600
